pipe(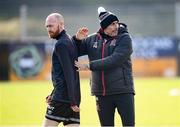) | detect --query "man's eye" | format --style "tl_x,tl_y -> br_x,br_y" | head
47,25 -> 52,27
